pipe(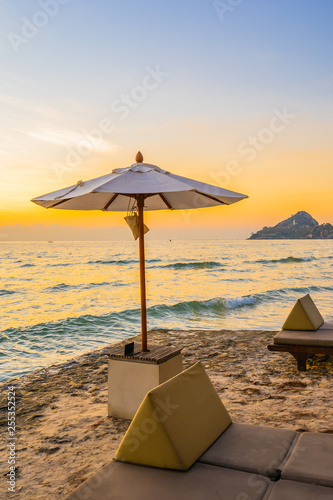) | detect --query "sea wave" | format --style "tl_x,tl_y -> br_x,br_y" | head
0,289 -> 17,296
251,256 -> 316,265
84,258 -> 222,268
49,262 -> 73,267
5,284 -> 333,341
46,281 -> 124,292
149,285 -> 333,319
148,294 -> 243,320
48,259 -> 138,268
3,283 -> 333,340
238,285 -> 333,305
0,297 -> 243,344
156,261 -> 224,270
0,292 -> 266,351
83,281 -> 125,289
87,258 -> 162,266
87,259 -> 138,265
224,296 -> 255,308
46,283 -> 76,292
